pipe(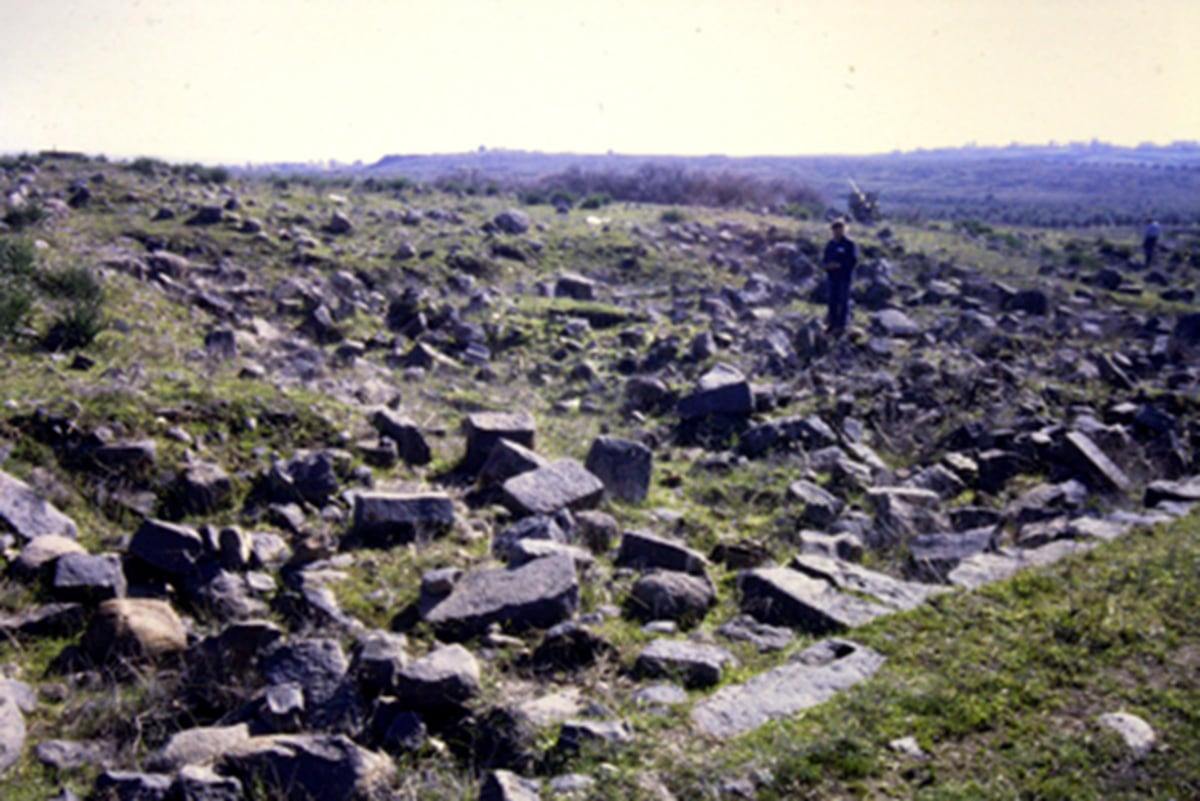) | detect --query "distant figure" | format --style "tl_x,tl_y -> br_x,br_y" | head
1143,217 -> 1162,269
822,218 -> 858,334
